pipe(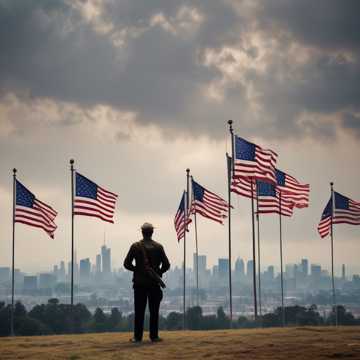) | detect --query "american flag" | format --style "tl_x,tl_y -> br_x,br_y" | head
231,177 -> 256,199
275,169 -> 310,209
174,191 -> 192,241
15,180 -> 57,238
233,135 -> 278,184
256,180 -> 294,217
74,172 -> 118,223
190,179 -> 229,224
318,191 -> 360,238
